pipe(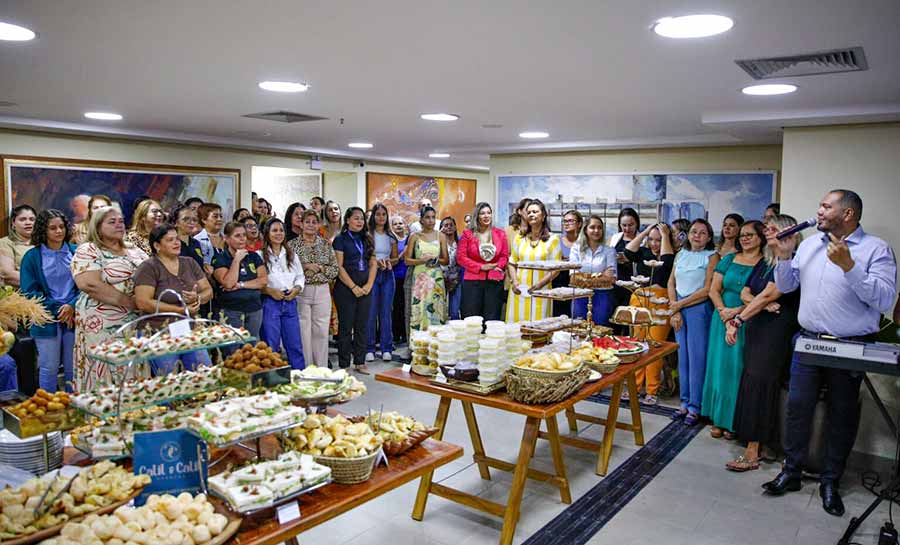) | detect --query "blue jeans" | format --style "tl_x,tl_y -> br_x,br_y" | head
783,332 -> 863,485
35,324 -> 74,393
0,354 -> 18,392
675,297 -> 712,414
447,284 -> 462,321
222,308 -> 263,356
572,289 -> 614,325
261,297 -> 305,370
151,350 -> 211,376
367,270 -> 395,353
